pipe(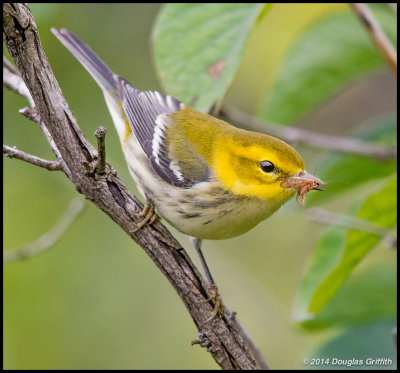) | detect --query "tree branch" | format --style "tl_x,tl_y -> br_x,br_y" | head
3,198 -> 86,263
3,3 -> 261,369
3,144 -> 62,170
221,106 -> 397,161
350,3 -> 397,77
